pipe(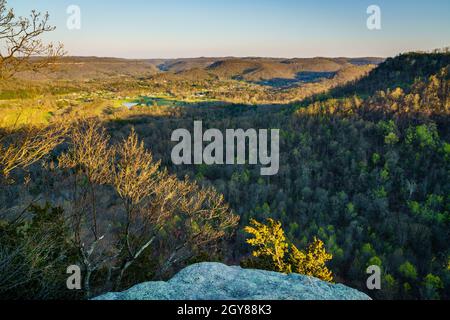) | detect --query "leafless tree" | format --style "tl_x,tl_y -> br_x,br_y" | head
58,119 -> 239,297
58,119 -> 116,297
112,130 -> 239,287
0,0 -> 65,79
0,123 -> 67,182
